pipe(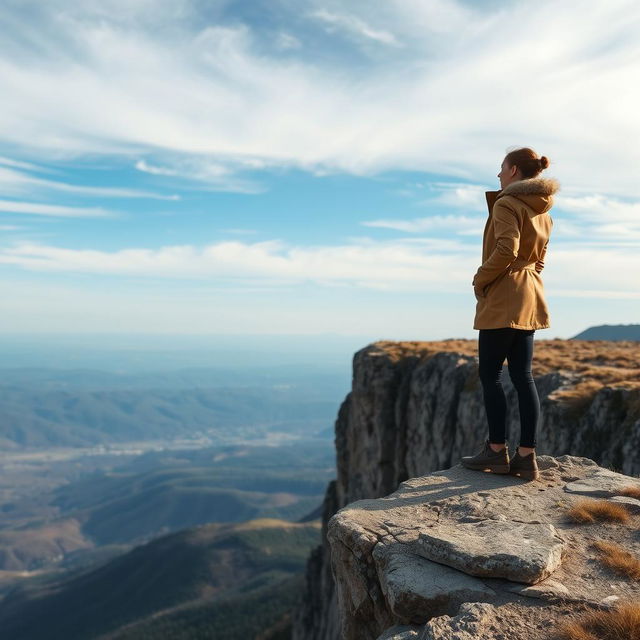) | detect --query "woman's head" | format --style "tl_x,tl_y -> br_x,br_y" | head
498,147 -> 549,189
